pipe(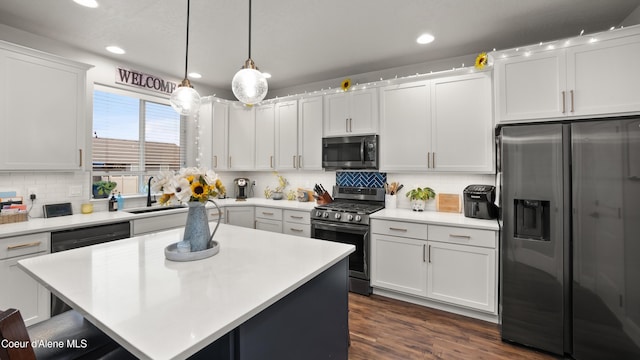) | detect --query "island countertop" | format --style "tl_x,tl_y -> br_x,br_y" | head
18,223 -> 354,360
